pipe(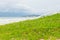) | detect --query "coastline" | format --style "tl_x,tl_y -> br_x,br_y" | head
0,17 -> 40,25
